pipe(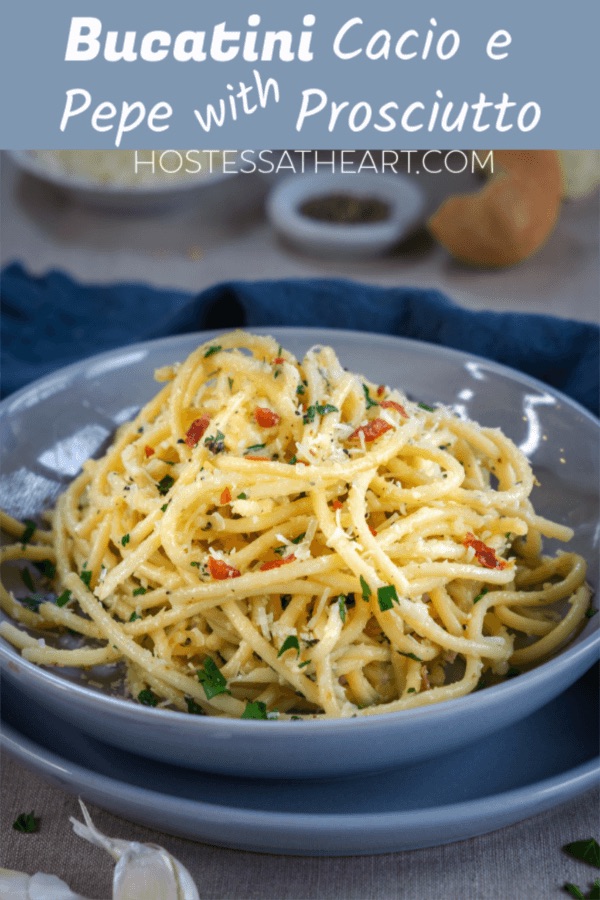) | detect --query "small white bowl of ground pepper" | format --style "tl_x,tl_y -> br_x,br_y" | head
266,171 -> 425,258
